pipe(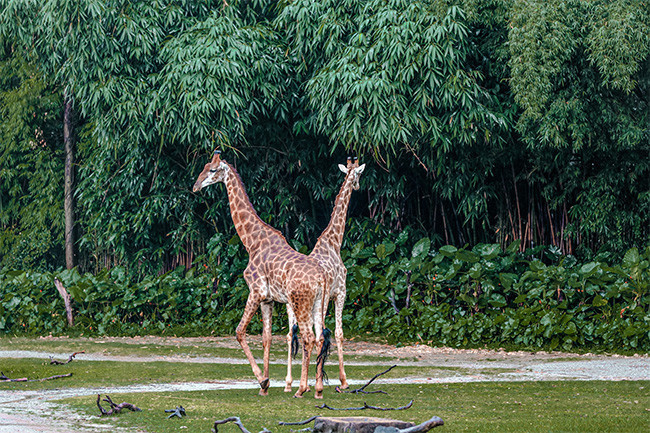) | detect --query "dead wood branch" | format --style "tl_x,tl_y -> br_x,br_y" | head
96,394 -> 142,416
50,351 -> 84,365
397,417 -> 444,433
54,277 -> 74,326
213,416 -> 271,433
1,372 -> 72,382
316,400 -> 413,411
336,365 -> 397,394
279,416 -> 319,426
165,406 -> 186,418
